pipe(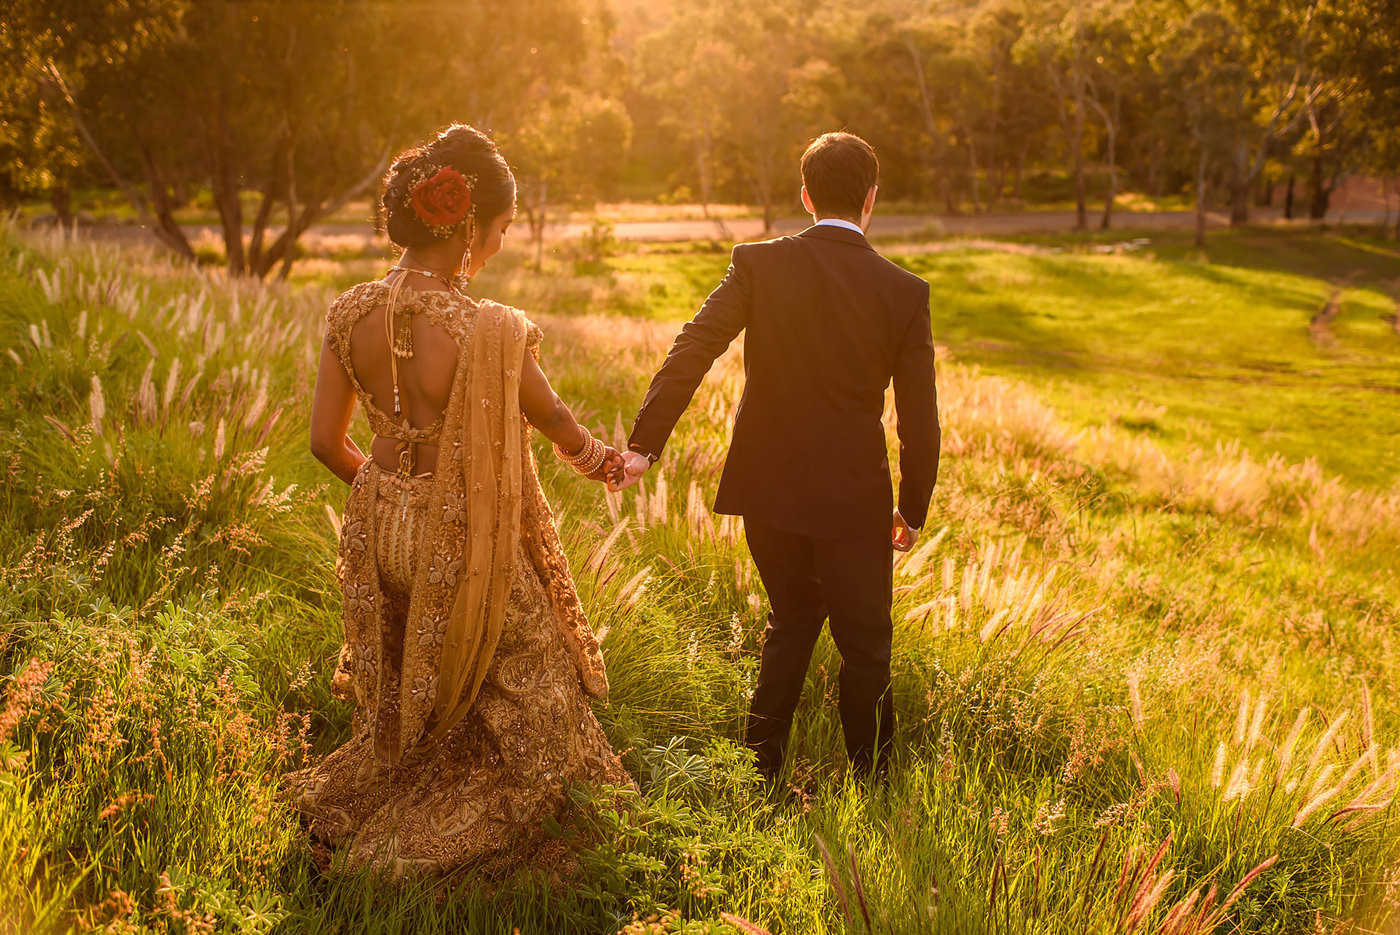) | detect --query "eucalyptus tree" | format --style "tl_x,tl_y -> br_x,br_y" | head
1080,1 -> 1148,229
635,0 -> 833,233
506,89 -> 632,268
1156,7 -> 1253,245
1017,0 -> 1095,230
1323,0 -> 1400,233
1214,0 -> 1325,225
963,2 -> 1043,209
0,0 -> 180,227
633,0 -> 734,218
14,0 -> 612,278
44,0 -> 418,276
